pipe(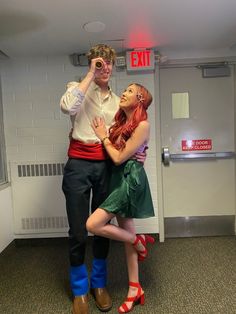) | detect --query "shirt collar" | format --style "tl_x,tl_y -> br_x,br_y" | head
92,81 -> 113,96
